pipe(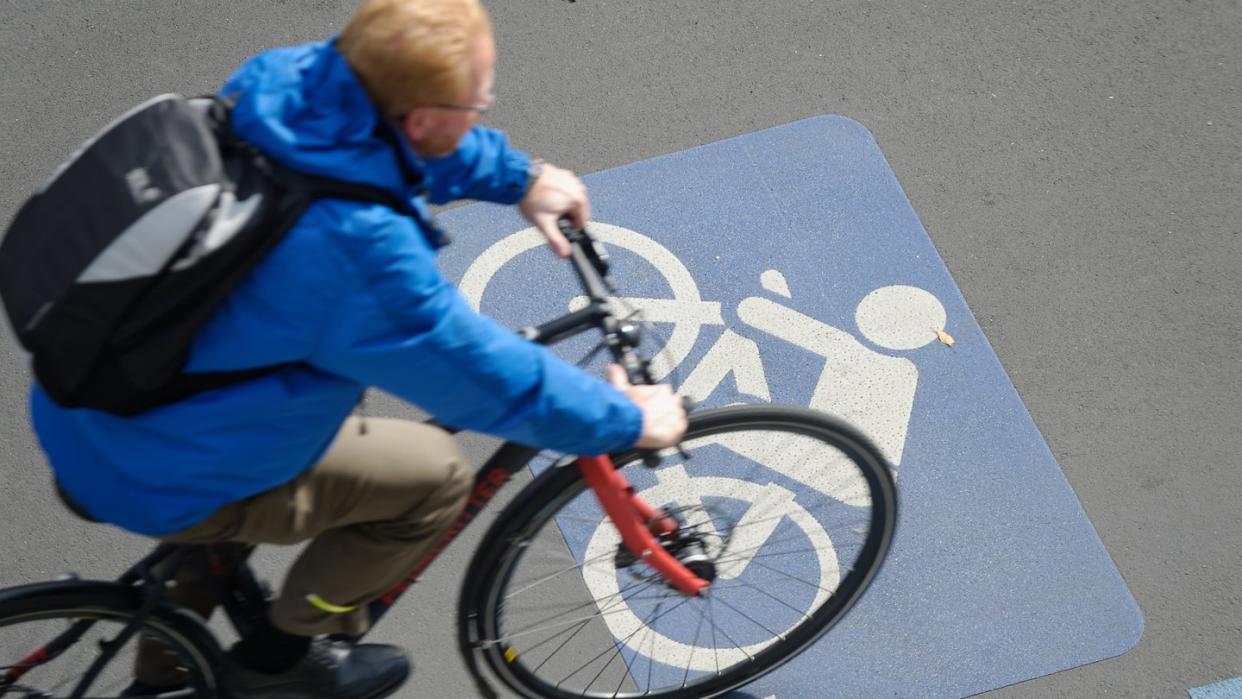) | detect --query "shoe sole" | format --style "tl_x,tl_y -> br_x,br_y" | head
226,664 -> 410,699
360,663 -> 411,699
